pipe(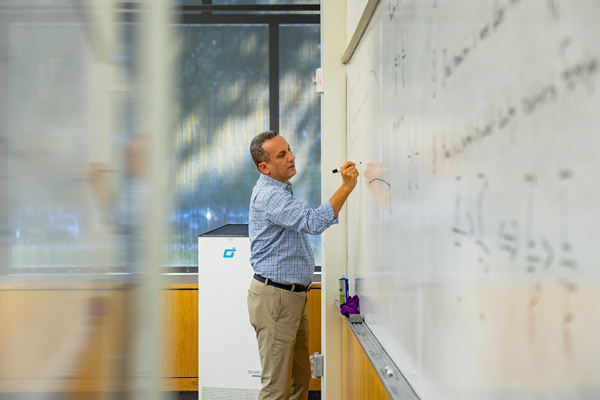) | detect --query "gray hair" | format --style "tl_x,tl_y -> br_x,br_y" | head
250,130 -> 279,169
